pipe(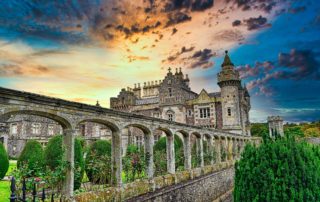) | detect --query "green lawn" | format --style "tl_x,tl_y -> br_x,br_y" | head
0,180 -> 10,202
0,160 -> 17,202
